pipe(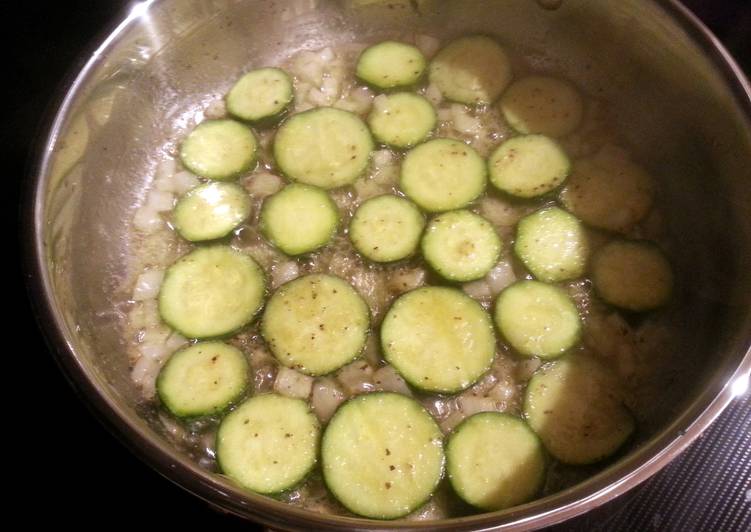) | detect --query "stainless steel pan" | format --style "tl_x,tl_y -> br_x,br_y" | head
26,0 -> 751,529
